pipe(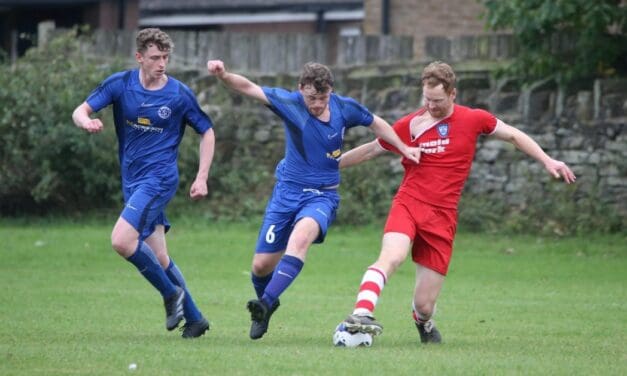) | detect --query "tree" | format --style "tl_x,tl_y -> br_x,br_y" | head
482,0 -> 627,85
